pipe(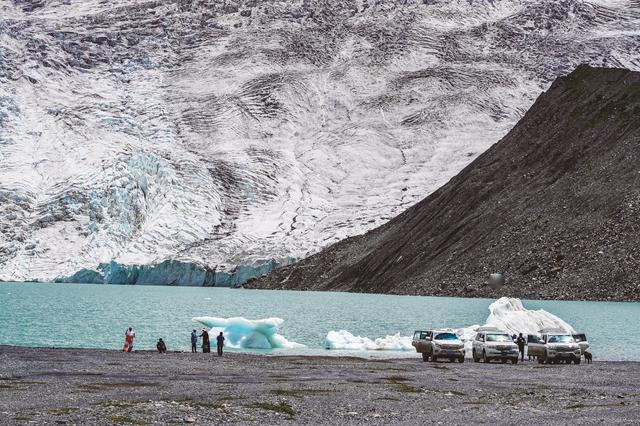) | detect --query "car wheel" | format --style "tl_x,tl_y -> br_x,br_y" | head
539,351 -> 547,364
511,358 -> 518,365
501,358 -> 507,364
431,356 -> 438,362
573,357 -> 581,365
482,350 -> 488,363
458,356 -> 465,363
